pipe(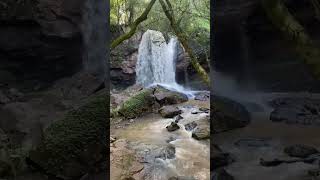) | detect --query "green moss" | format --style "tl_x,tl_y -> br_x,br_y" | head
29,94 -> 108,178
117,88 -> 155,119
